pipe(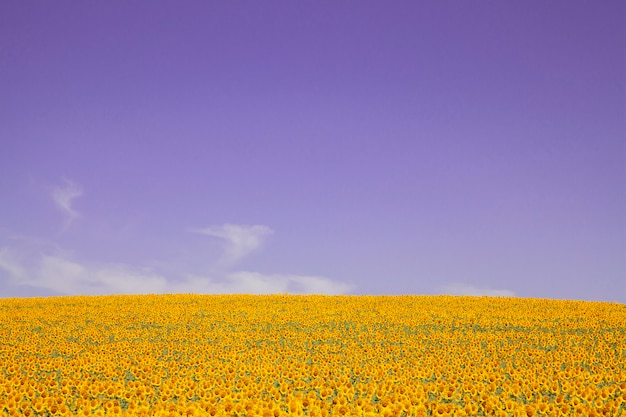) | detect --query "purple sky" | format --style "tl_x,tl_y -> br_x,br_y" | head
1,1 -> 624,302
